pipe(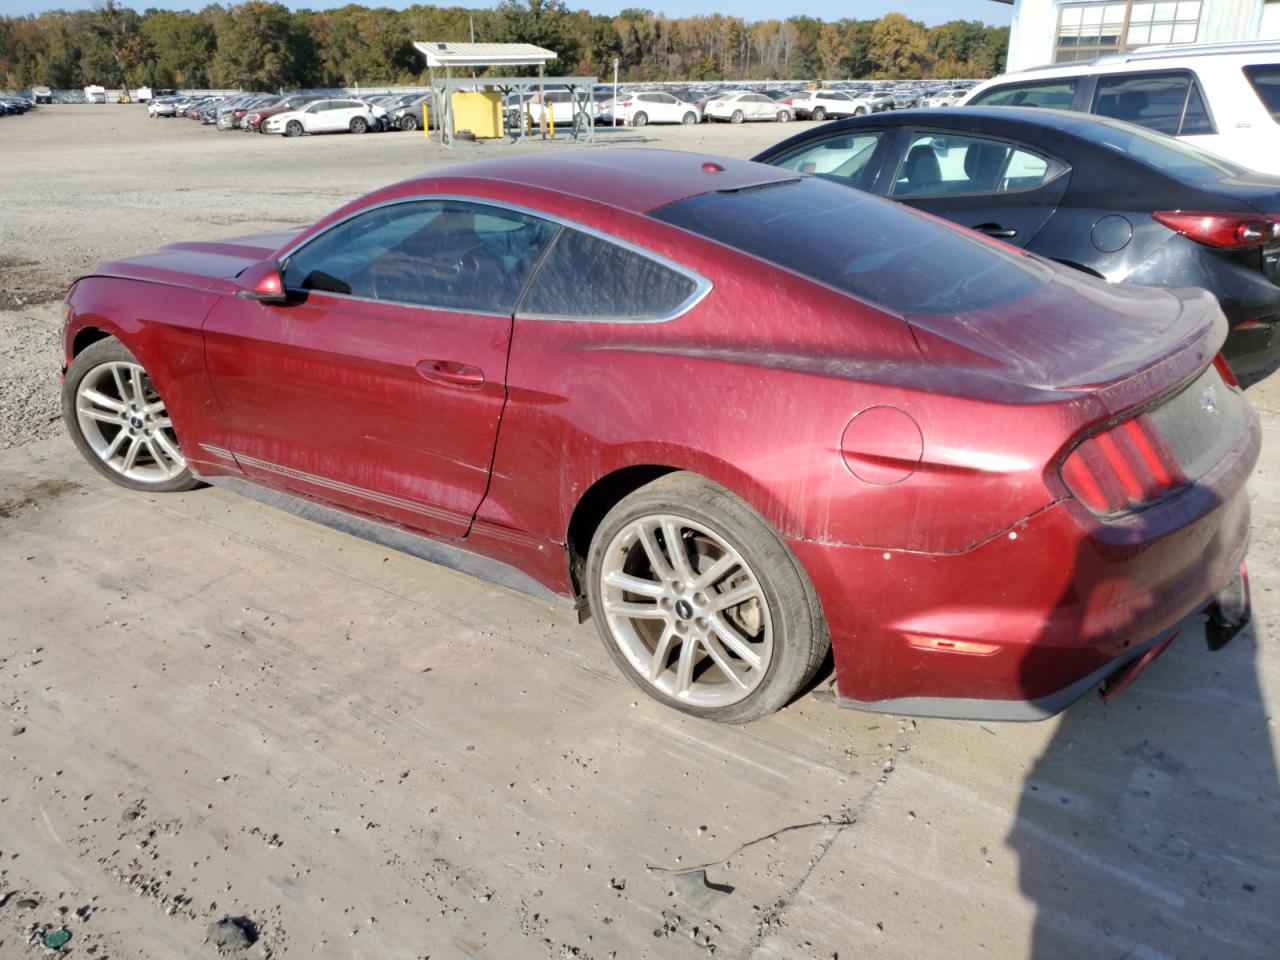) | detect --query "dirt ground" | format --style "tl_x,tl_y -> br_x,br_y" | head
1,105 -> 1278,960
